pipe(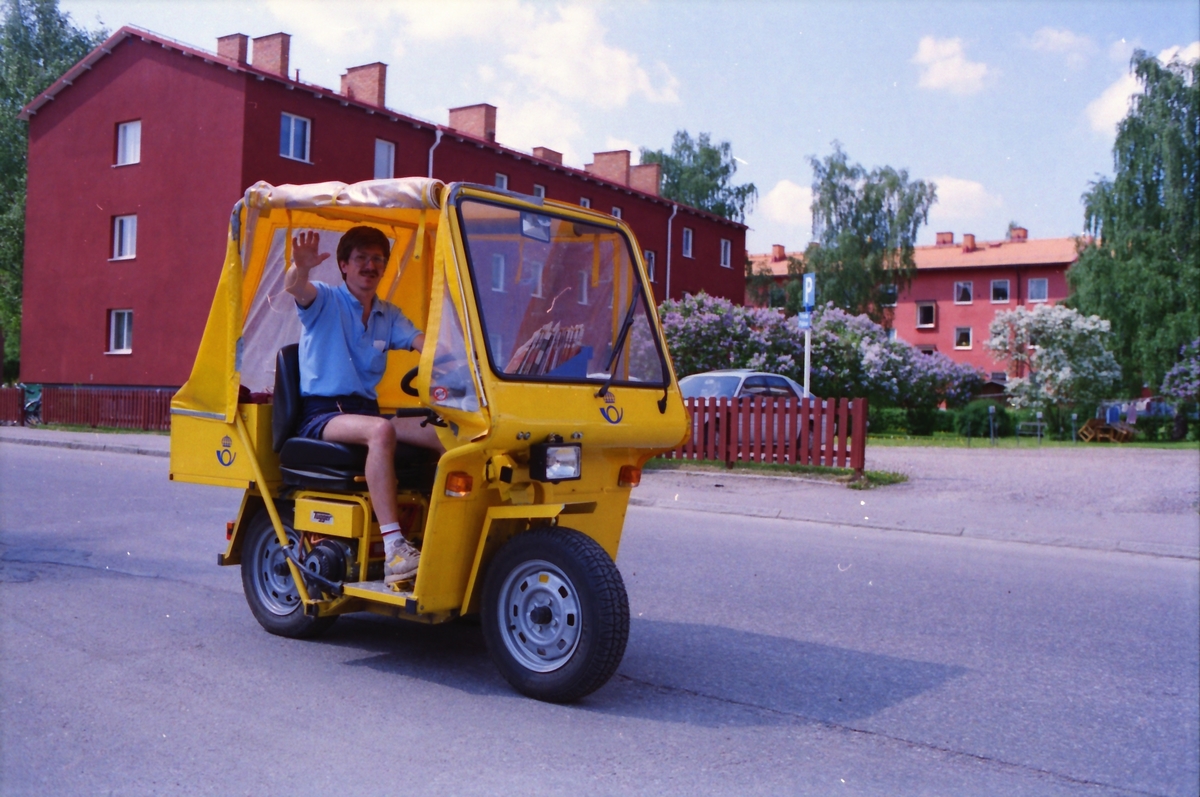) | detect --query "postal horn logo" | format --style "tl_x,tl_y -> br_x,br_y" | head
216,435 -> 236,467
599,404 -> 624,425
